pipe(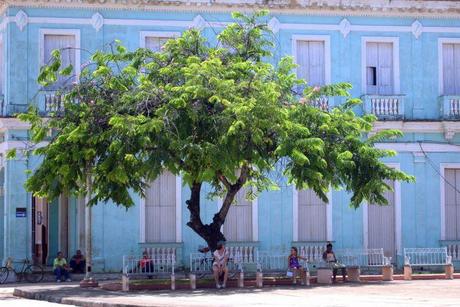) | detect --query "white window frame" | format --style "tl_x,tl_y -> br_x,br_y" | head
139,175 -> 182,243
361,37 -> 400,95
292,35 -> 331,85
440,163 -> 460,240
217,193 -> 259,242
362,163 -> 402,255
438,38 -> 460,95
139,31 -> 181,48
39,29 -> 81,79
292,187 -> 332,242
